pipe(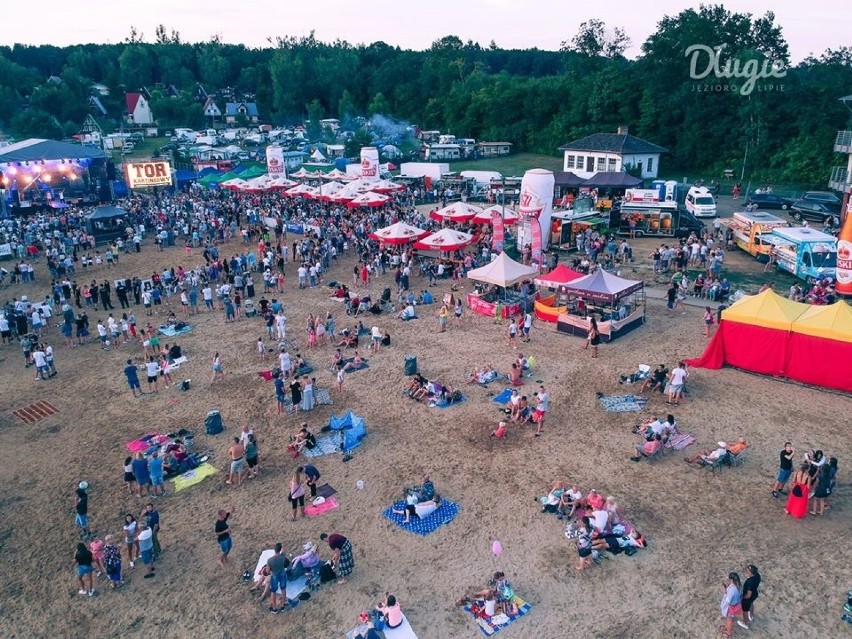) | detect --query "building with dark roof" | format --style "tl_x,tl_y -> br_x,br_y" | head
225,102 -> 259,124
558,126 -> 667,180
